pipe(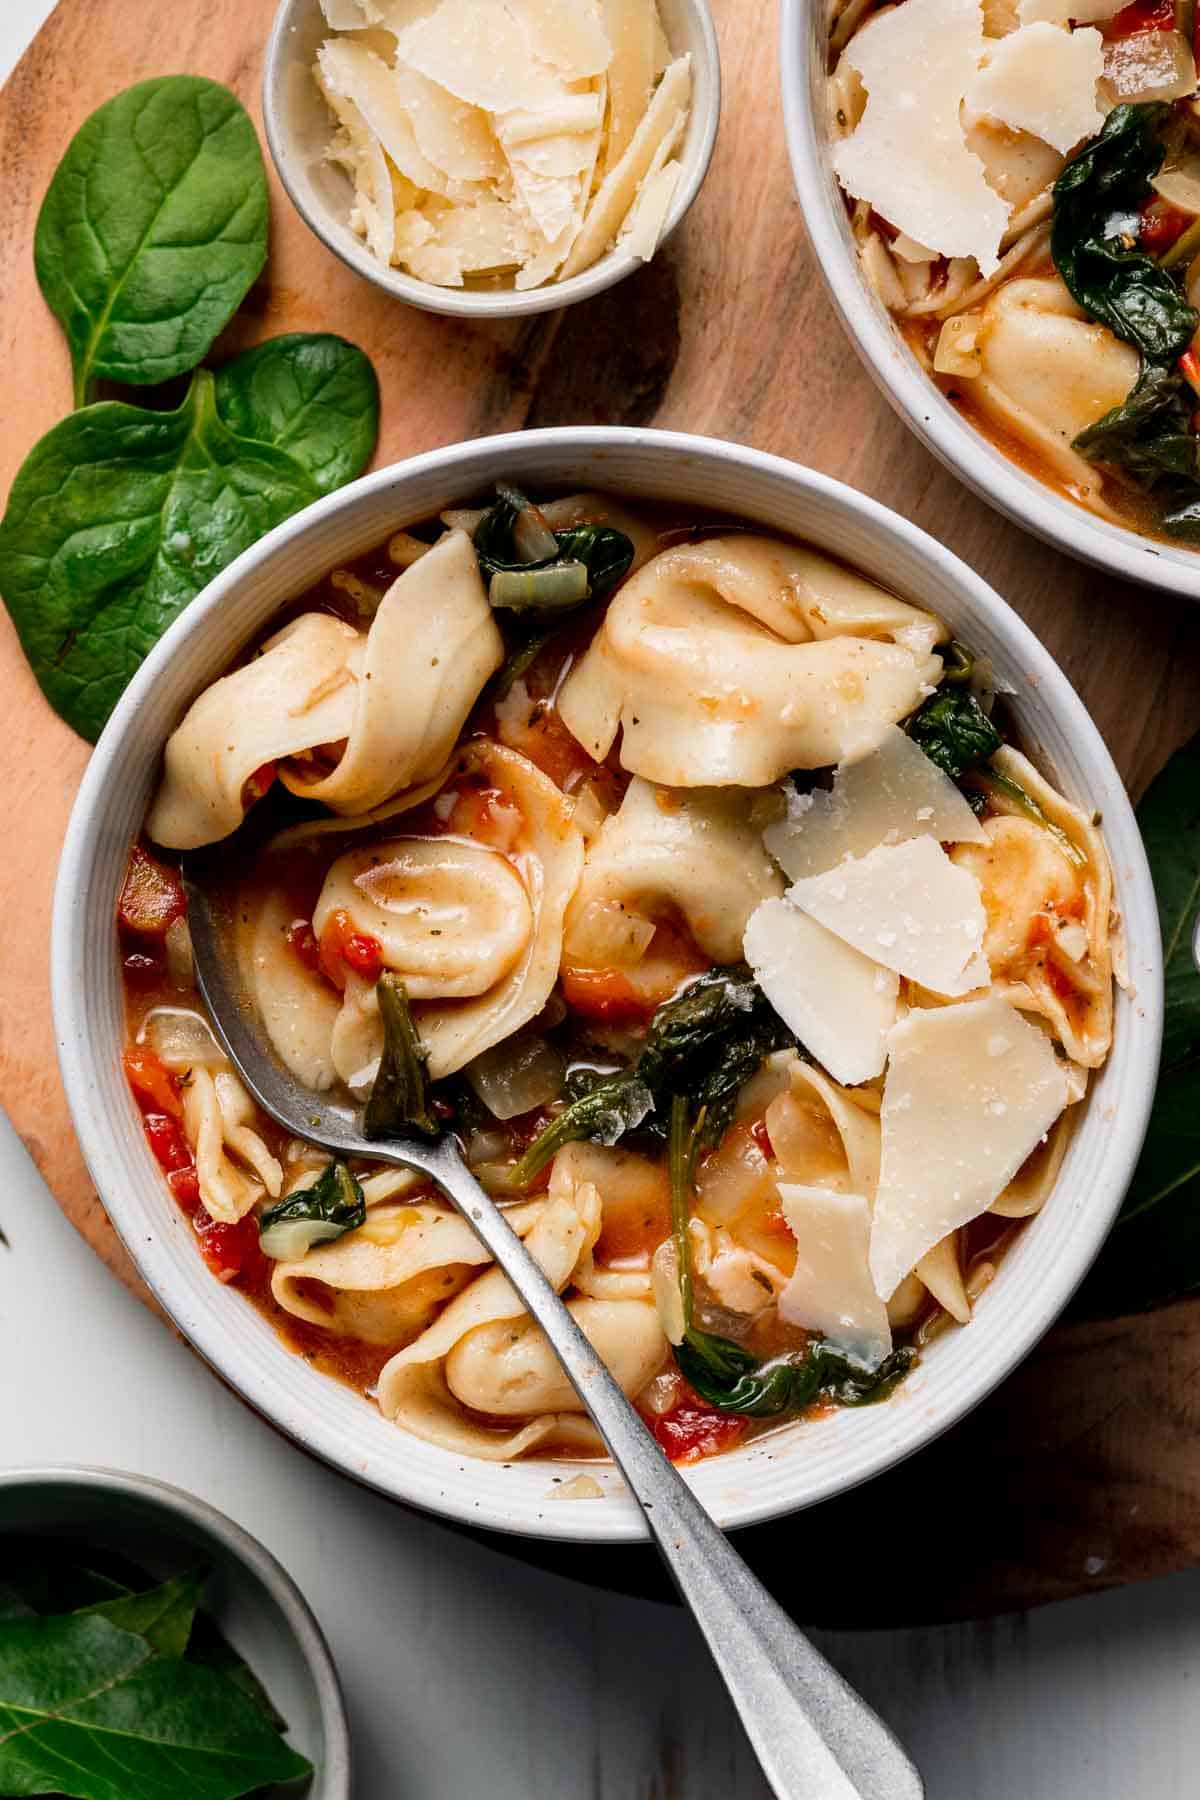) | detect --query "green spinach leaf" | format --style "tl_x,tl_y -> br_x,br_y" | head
906,681 -> 1002,780
1079,734 -> 1200,1314
259,1160 -> 366,1259
473,485 -> 634,606
364,972 -> 437,1138
35,77 -> 269,406
0,1613 -> 310,1800
1052,103 -> 1197,363
513,967 -> 794,1182
0,343 -> 376,742
214,333 -> 380,496
676,1328 -> 916,1417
